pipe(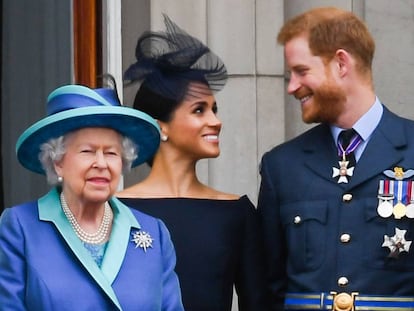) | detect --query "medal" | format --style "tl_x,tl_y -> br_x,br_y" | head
406,181 -> 414,218
333,131 -> 362,183
393,180 -> 407,219
379,169 -> 414,219
332,158 -> 354,184
377,180 -> 394,218
406,203 -> 414,218
393,202 -> 406,219
382,227 -> 412,258
393,181 -> 406,219
377,200 -> 394,218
